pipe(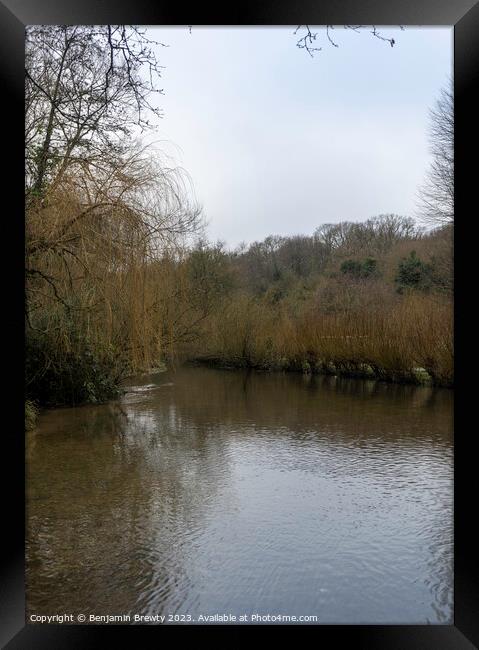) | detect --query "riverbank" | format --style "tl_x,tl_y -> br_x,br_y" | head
186,288 -> 453,389
187,355 -> 452,387
24,362 -> 170,431
25,353 -> 450,432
